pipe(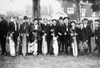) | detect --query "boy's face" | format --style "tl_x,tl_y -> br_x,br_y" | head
15,17 -> 18,22
0,18 -> 2,22
10,17 -> 14,21
59,19 -> 63,23
53,20 -> 56,25
83,20 -> 88,25
34,20 -> 38,24
44,19 -> 48,23
64,18 -> 69,24
95,22 -> 99,28
49,20 -> 52,24
80,23 -> 83,28
39,19 -> 42,23
71,22 -> 75,27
